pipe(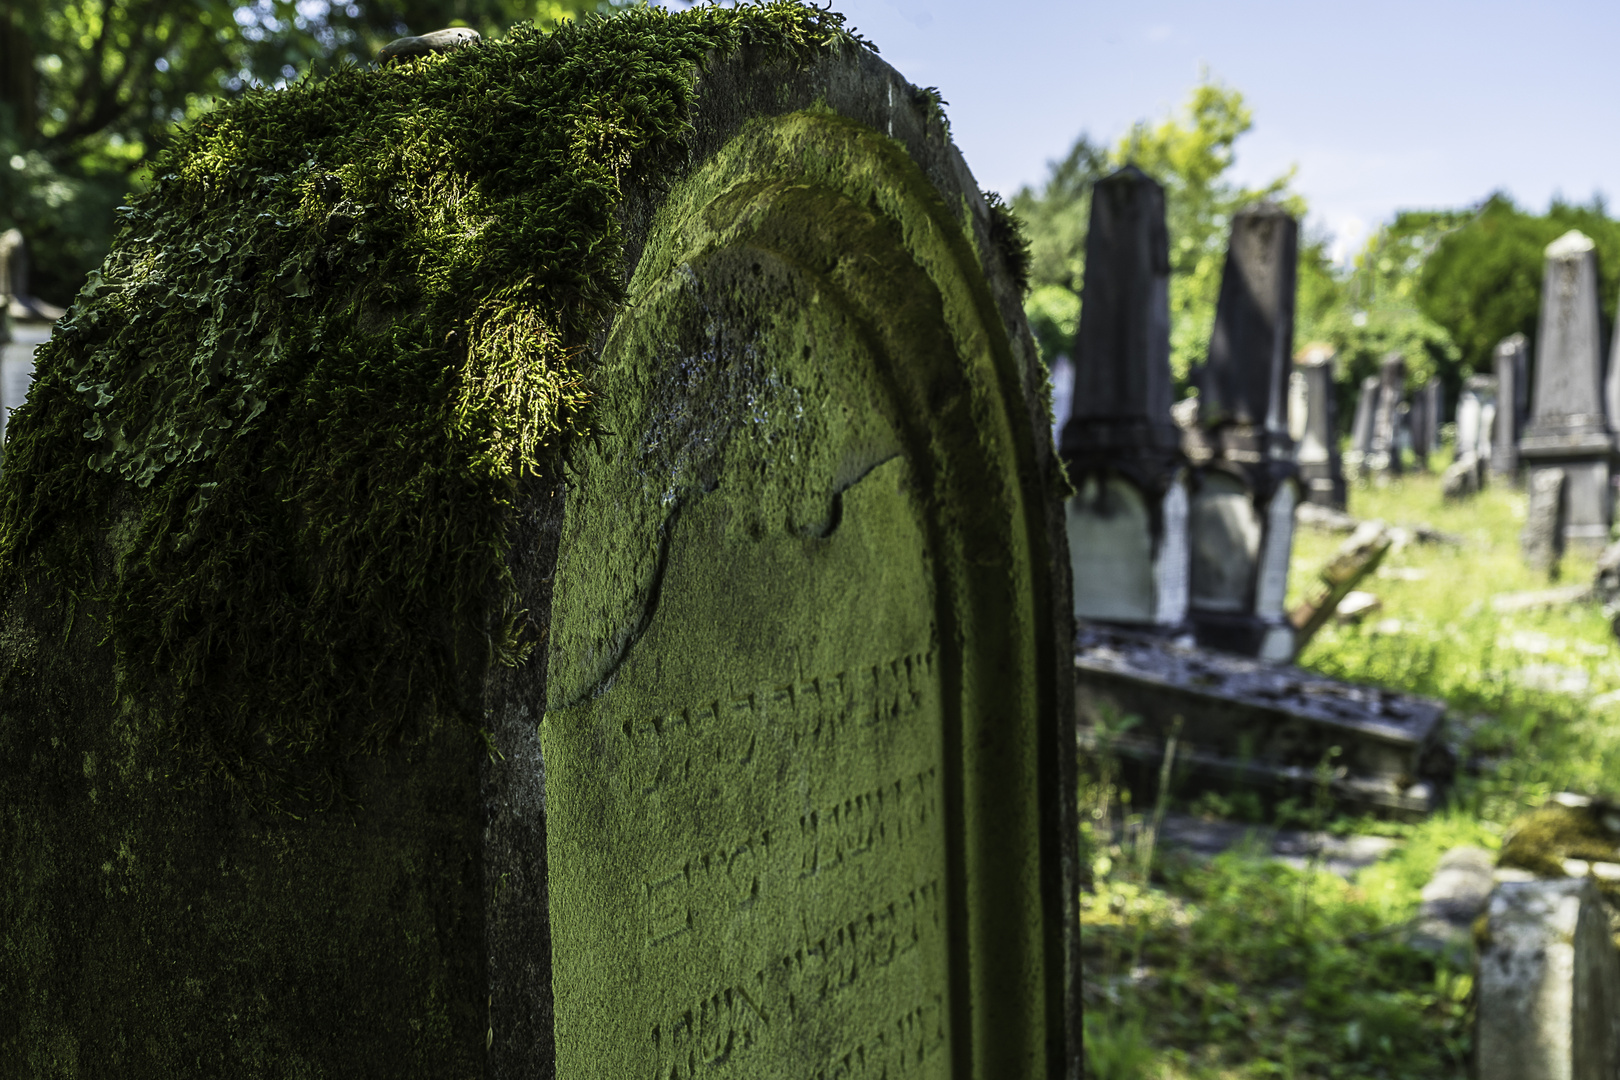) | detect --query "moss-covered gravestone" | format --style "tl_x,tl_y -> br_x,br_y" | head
0,5 -> 1077,1077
